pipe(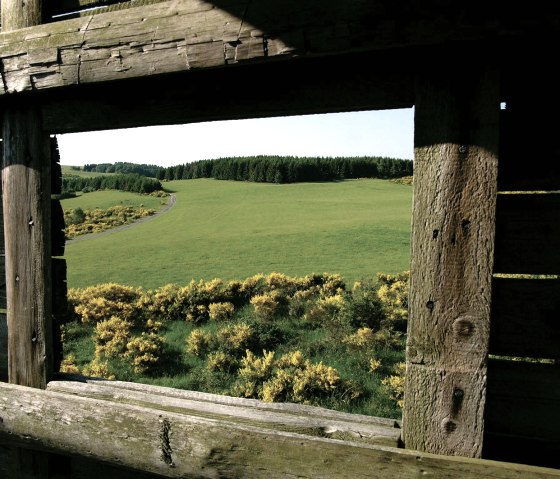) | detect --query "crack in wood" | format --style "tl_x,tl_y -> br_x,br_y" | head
159,417 -> 174,467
